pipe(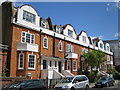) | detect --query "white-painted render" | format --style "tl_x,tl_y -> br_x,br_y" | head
78,31 -> 90,47
98,40 -> 105,51
63,25 -> 77,39
17,43 -> 38,52
13,5 -> 113,55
